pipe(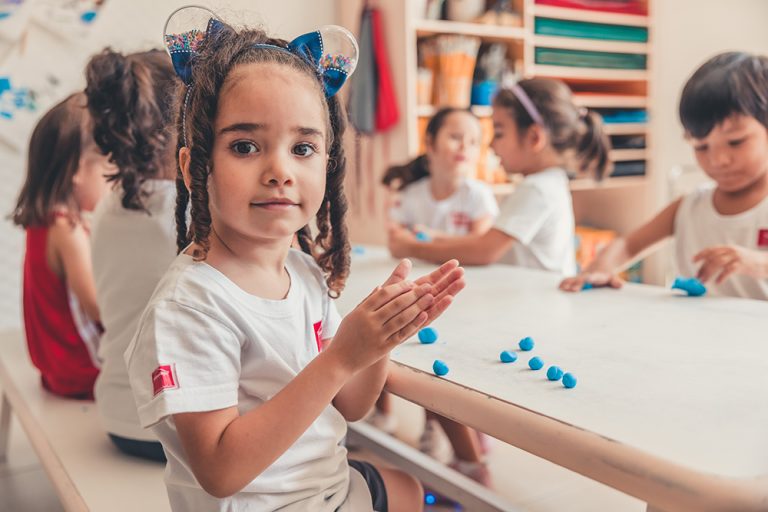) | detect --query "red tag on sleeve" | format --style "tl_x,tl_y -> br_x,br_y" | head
757,229 -> 768,248
152,365 -> 178,396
